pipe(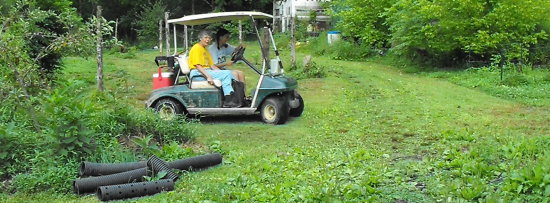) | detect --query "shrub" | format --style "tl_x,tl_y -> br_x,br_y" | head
273,33 -> 291,51
305,33 -> 374,61
543,73 -> 550,83
501,74 -> 530,86
306,31 -> 330,56
287,59 -> 326,80
329,40 -> 373,61
0,124 -> 48,179
2,80 -> 196,193
11,160 -> 79,193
